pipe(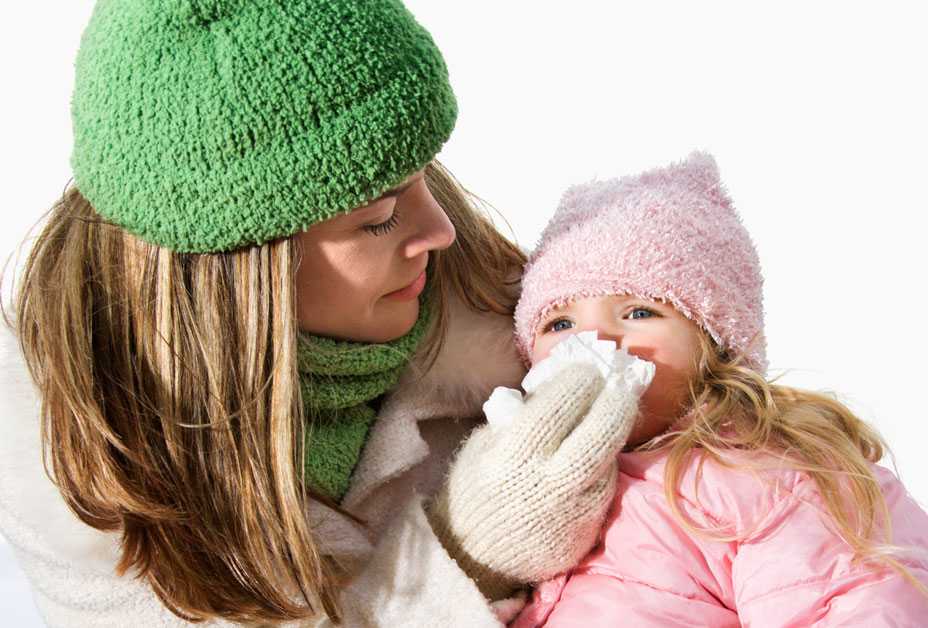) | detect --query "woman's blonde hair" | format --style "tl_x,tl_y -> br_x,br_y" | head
646,331 -> 928,596
3,161 -> 525,624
